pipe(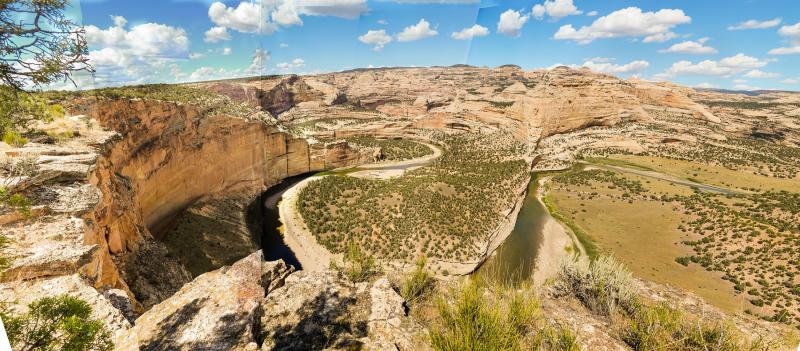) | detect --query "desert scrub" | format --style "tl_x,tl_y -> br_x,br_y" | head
298,132 -> 528,262
2,130 -> 28,147
430,280 -> 580,351
555,256 -> 639,316
400,256 -> 435,305
331,242 -> 379,283
75,84 -> 273,123
1,295 -> 114,351
346,136 -> 433,161
619,303 -> 789,351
